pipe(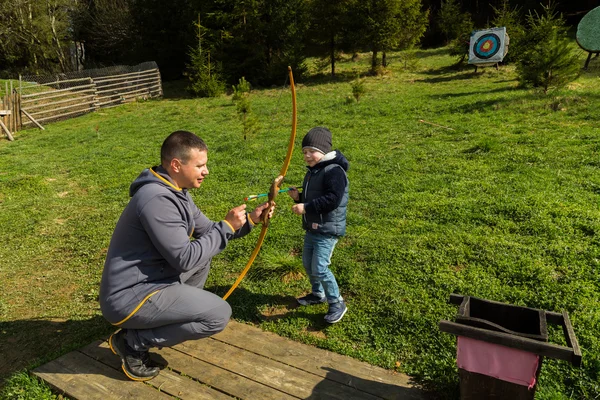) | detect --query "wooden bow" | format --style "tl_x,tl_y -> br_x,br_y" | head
223,66 -> 297,300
